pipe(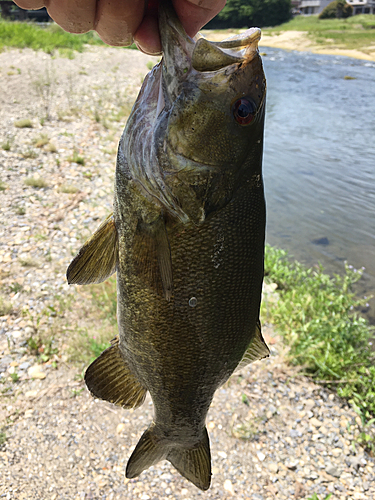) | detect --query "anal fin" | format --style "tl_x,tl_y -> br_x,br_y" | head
85,336 -> 146,409
67,213 -> 118,285
235,320 -> 270,372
